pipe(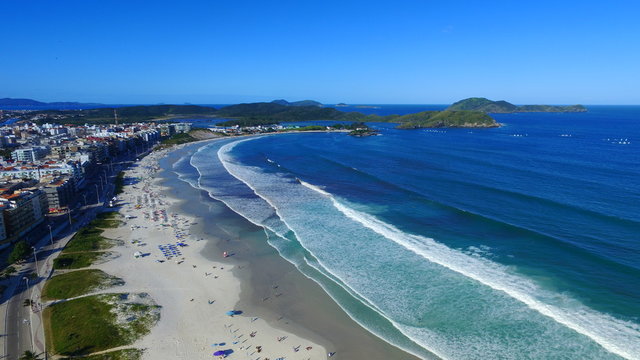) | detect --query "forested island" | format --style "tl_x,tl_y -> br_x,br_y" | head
448,97 -> 587,113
